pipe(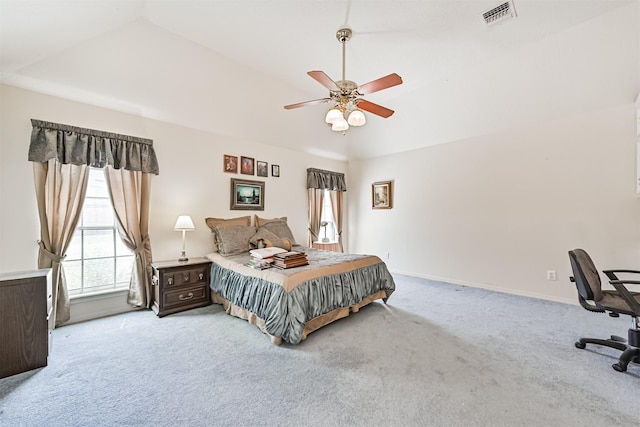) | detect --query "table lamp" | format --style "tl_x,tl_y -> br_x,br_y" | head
174,215 -> 195,262
321,221 -> 329,243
